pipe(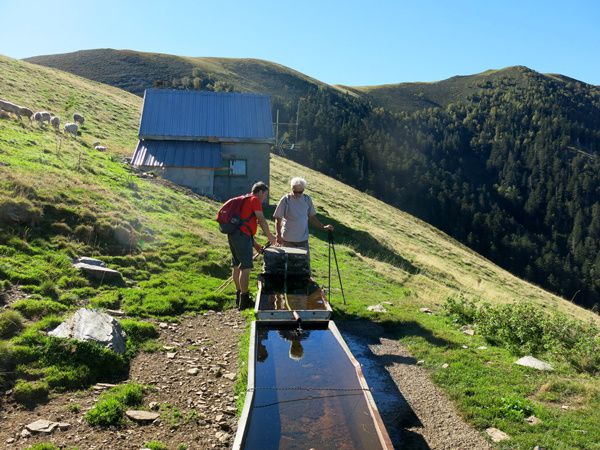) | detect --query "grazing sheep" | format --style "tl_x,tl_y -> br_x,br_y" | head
33,111 -> 51,124
0,99 -> 20,115
50,116 -> 60,128
63,122 -> 78,136
94,145 -> 106,151
73,113 -> 85,125
18,107 -> 33,119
